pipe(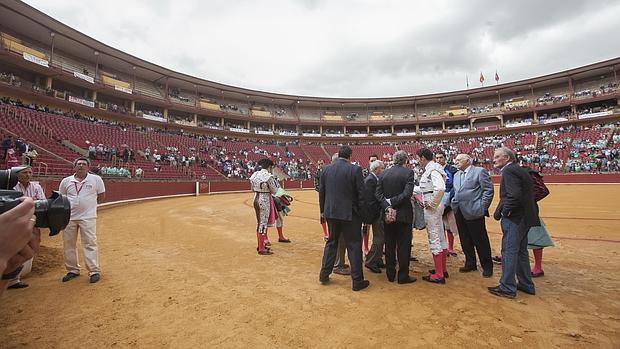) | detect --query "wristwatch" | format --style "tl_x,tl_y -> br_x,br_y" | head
2,265 -> 24,280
